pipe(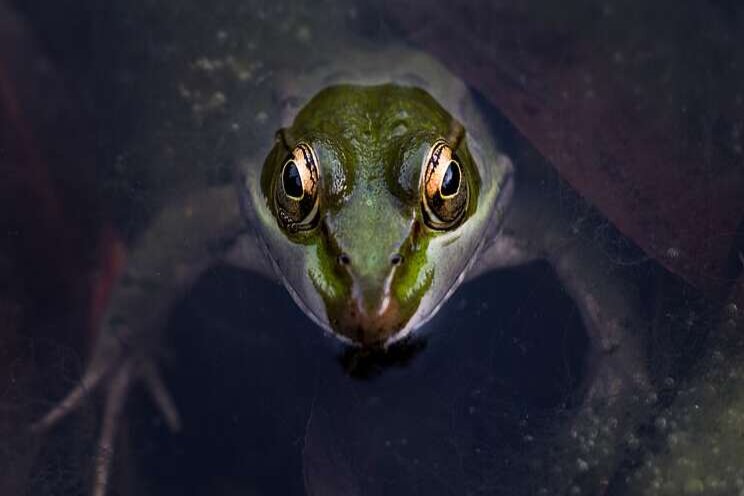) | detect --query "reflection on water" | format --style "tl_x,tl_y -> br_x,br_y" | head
2,0 -> 742,495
